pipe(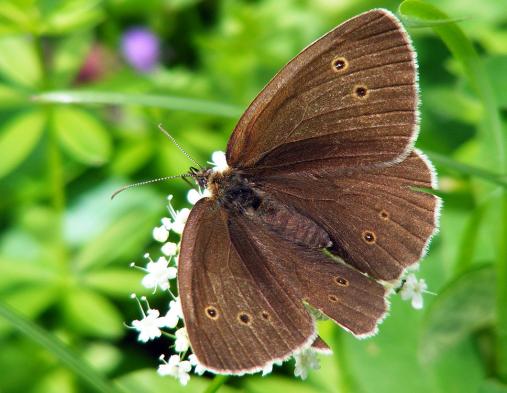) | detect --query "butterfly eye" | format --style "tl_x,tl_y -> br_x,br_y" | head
238,312 -> 252,325
205,306 -> 219,320
353,85 -> 369,99
331,56 -> 348,72
362,230 -> 377,244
